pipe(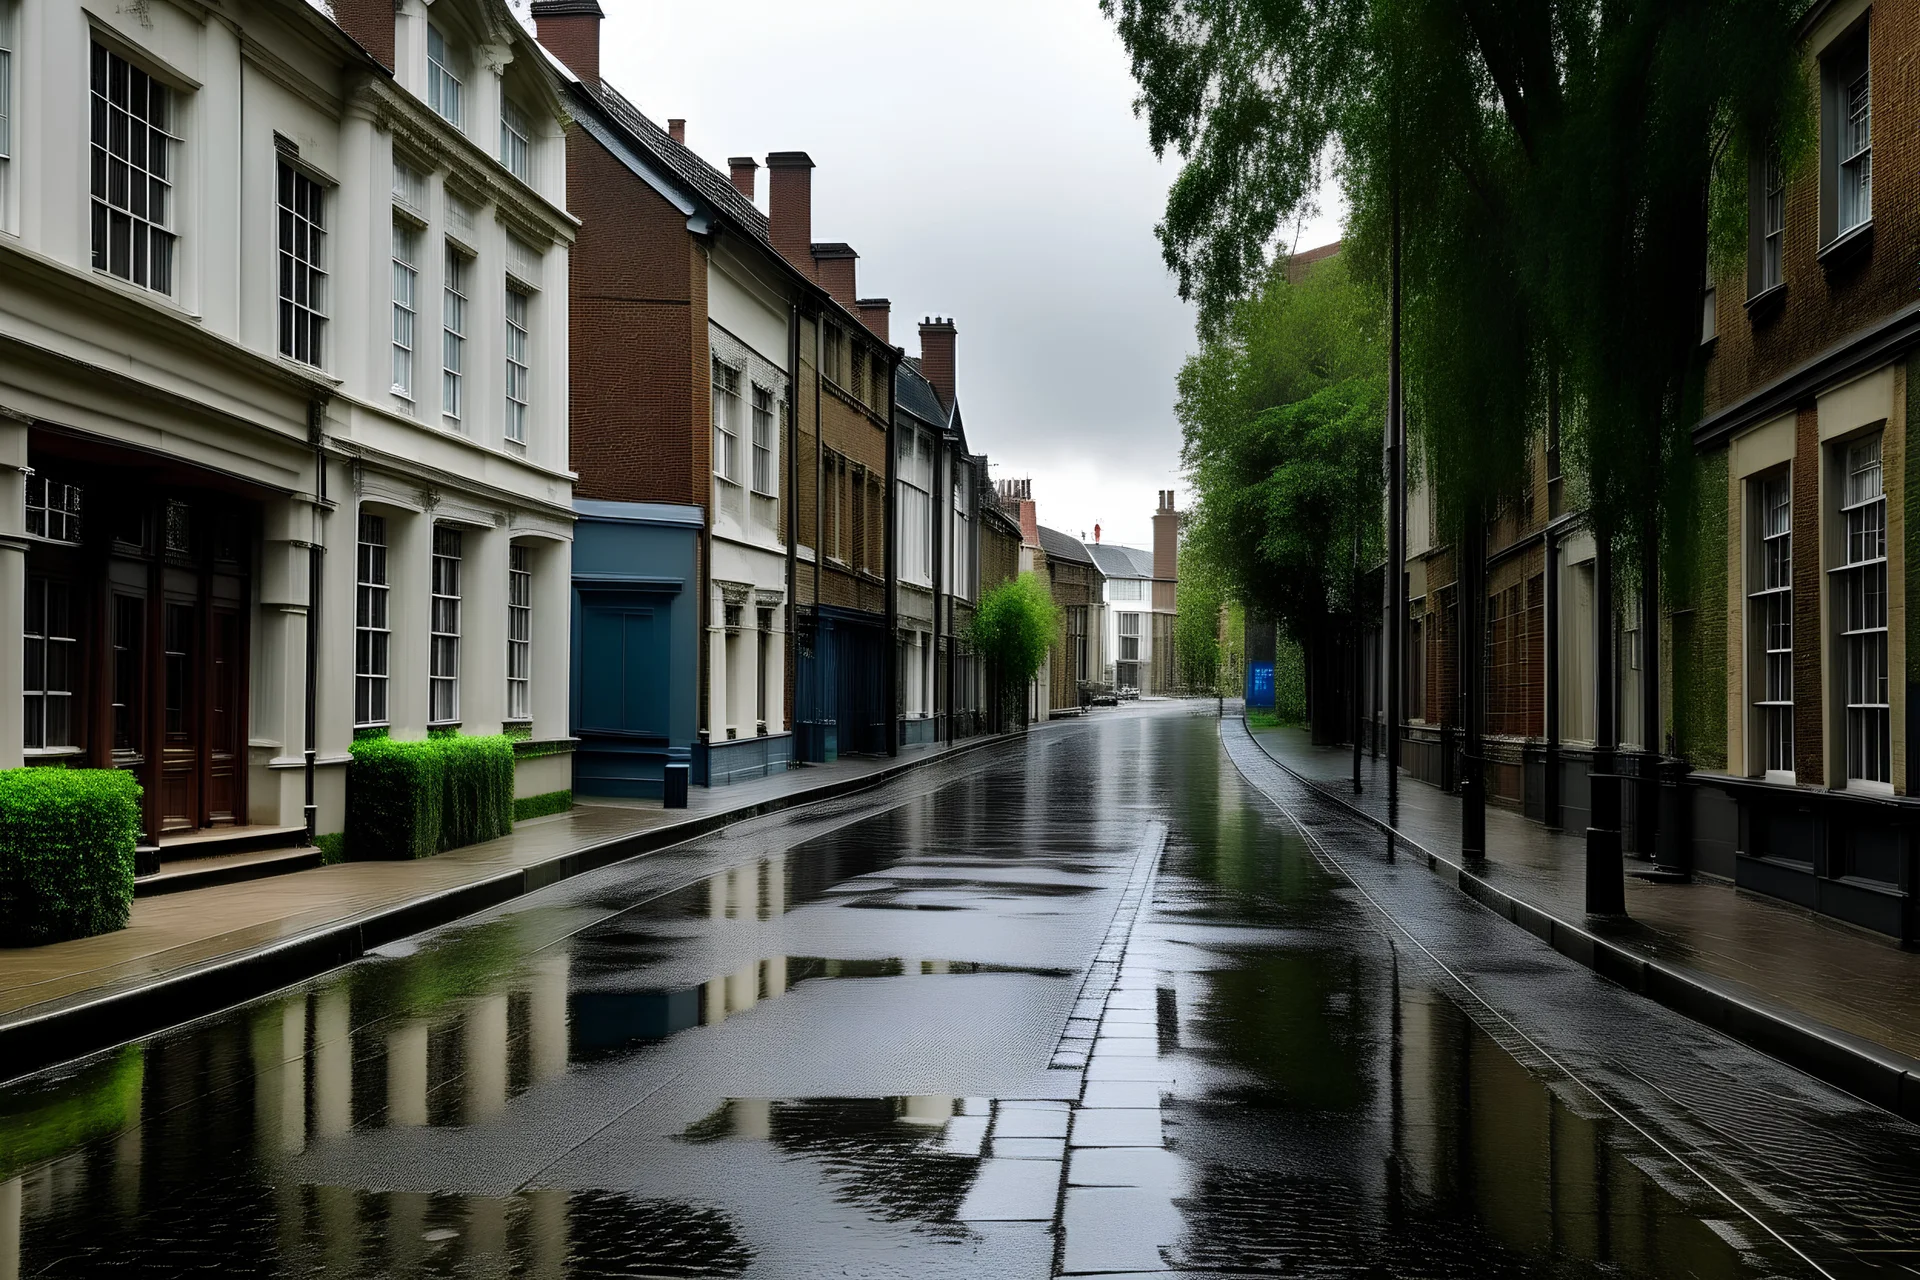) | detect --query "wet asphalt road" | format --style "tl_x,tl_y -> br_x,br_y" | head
1,703 -> 1916,1278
